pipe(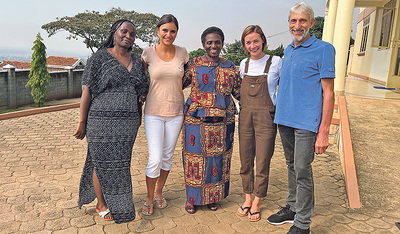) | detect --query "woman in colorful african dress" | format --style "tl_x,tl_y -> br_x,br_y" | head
182,26 -> 241,214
